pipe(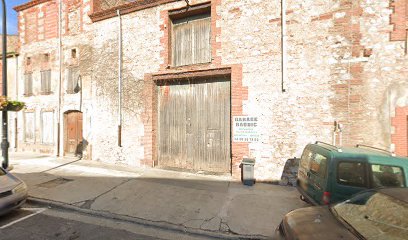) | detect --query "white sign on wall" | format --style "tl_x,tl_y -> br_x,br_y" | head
233,116 -> 259,142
